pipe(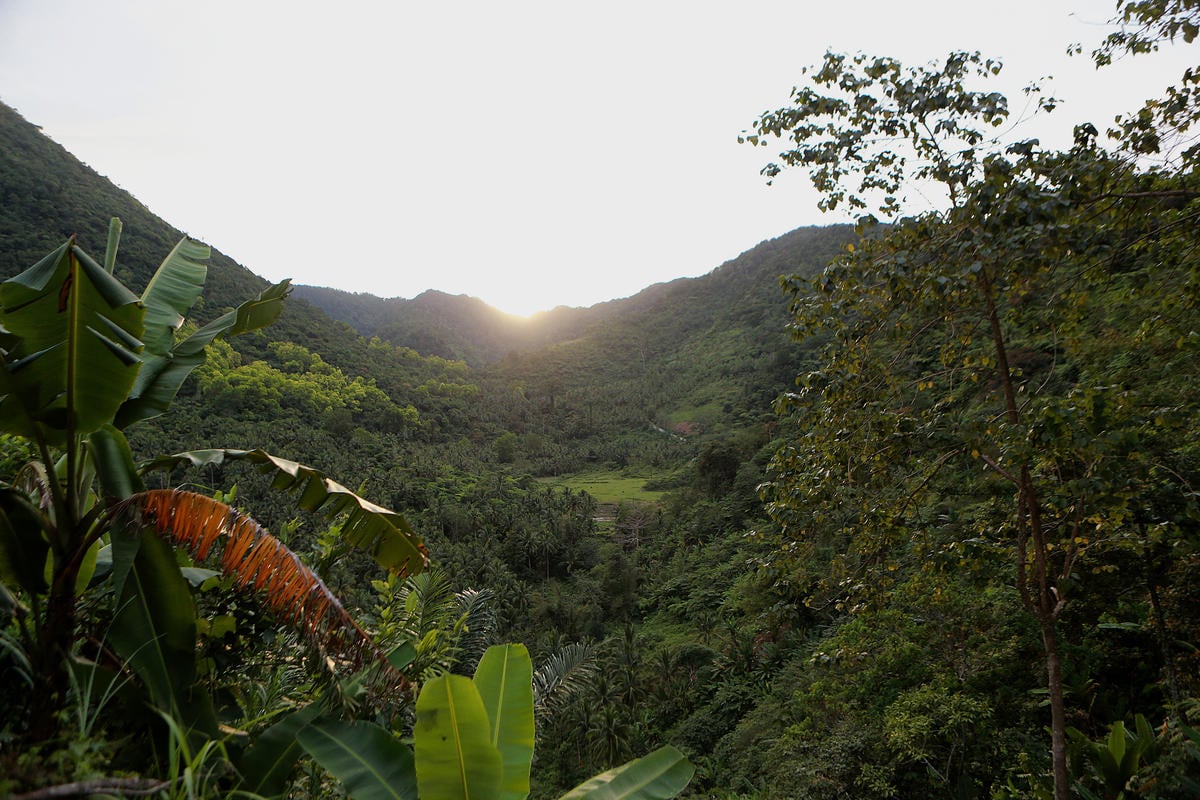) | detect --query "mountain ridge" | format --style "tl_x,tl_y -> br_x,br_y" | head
294,224 -> 851,367
1,96 -> 852,449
